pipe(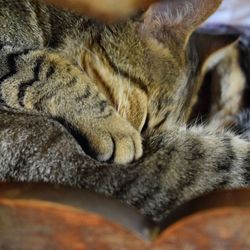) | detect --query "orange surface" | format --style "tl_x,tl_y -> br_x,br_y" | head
1,199 -> 250,250
45,0 -> 157,21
